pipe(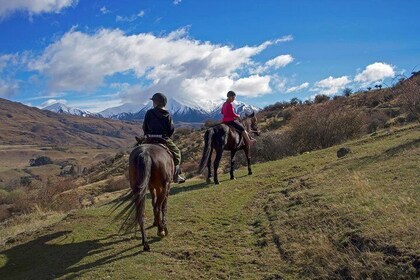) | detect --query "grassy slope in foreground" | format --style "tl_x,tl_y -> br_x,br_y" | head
0,124 -> 419,280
